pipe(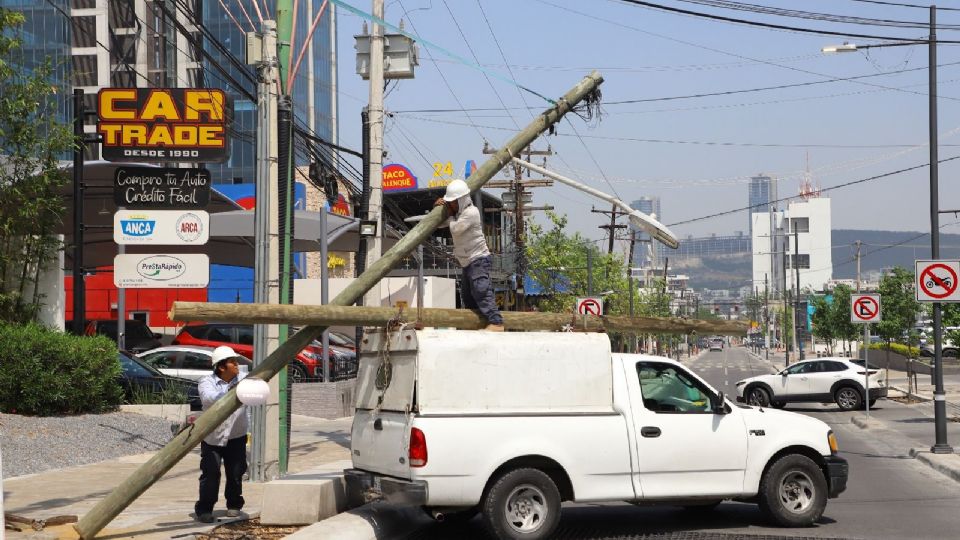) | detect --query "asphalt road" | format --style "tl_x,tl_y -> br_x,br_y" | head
411,347 -> 960,540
